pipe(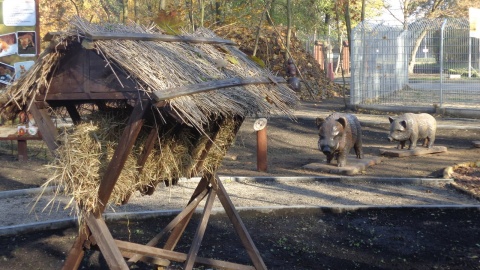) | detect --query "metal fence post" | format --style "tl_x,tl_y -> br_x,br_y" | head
439,19 -> 447,107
